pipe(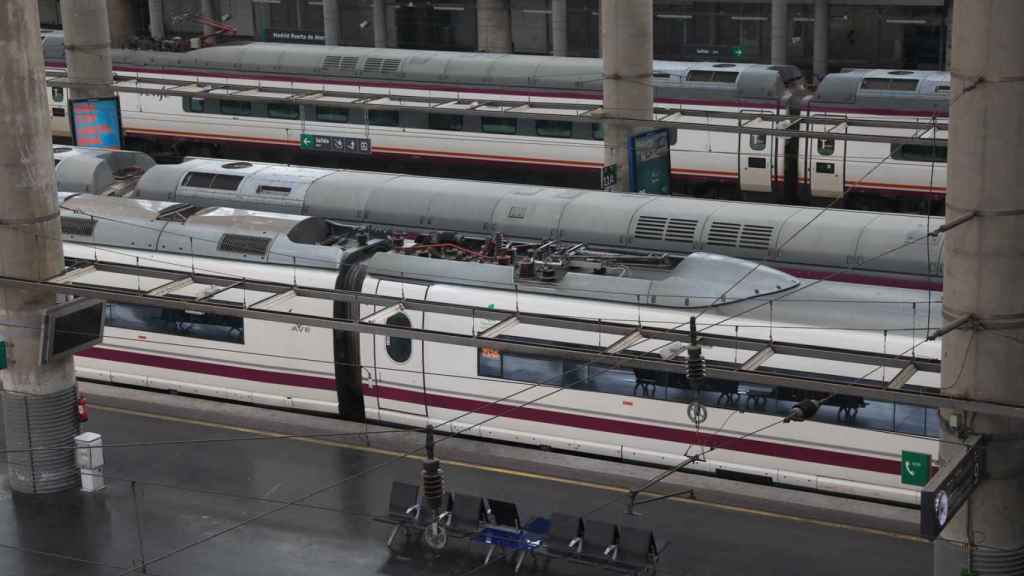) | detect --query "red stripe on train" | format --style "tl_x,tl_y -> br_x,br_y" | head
77,346 -> 900,475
